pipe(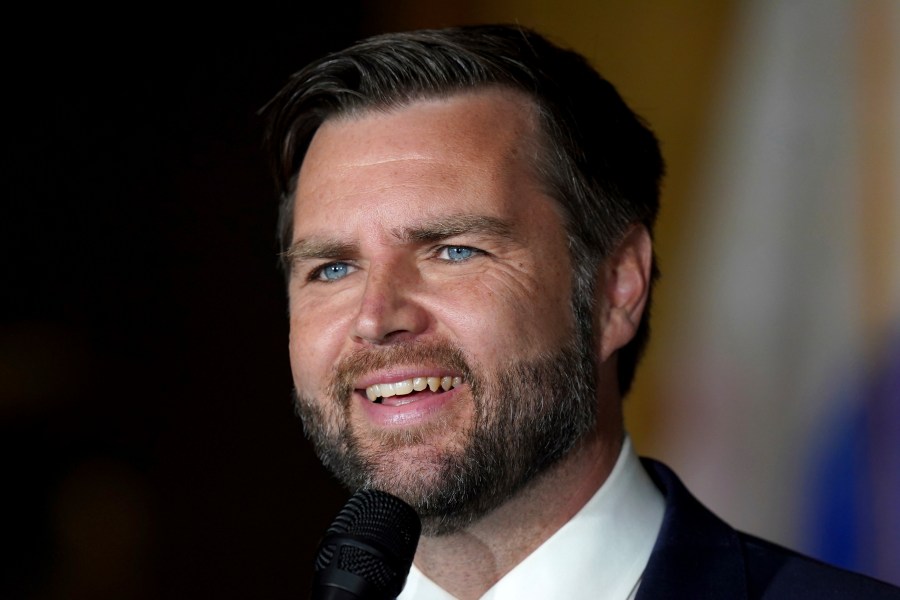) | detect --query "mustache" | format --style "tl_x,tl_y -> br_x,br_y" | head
327,340 -> 473,403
